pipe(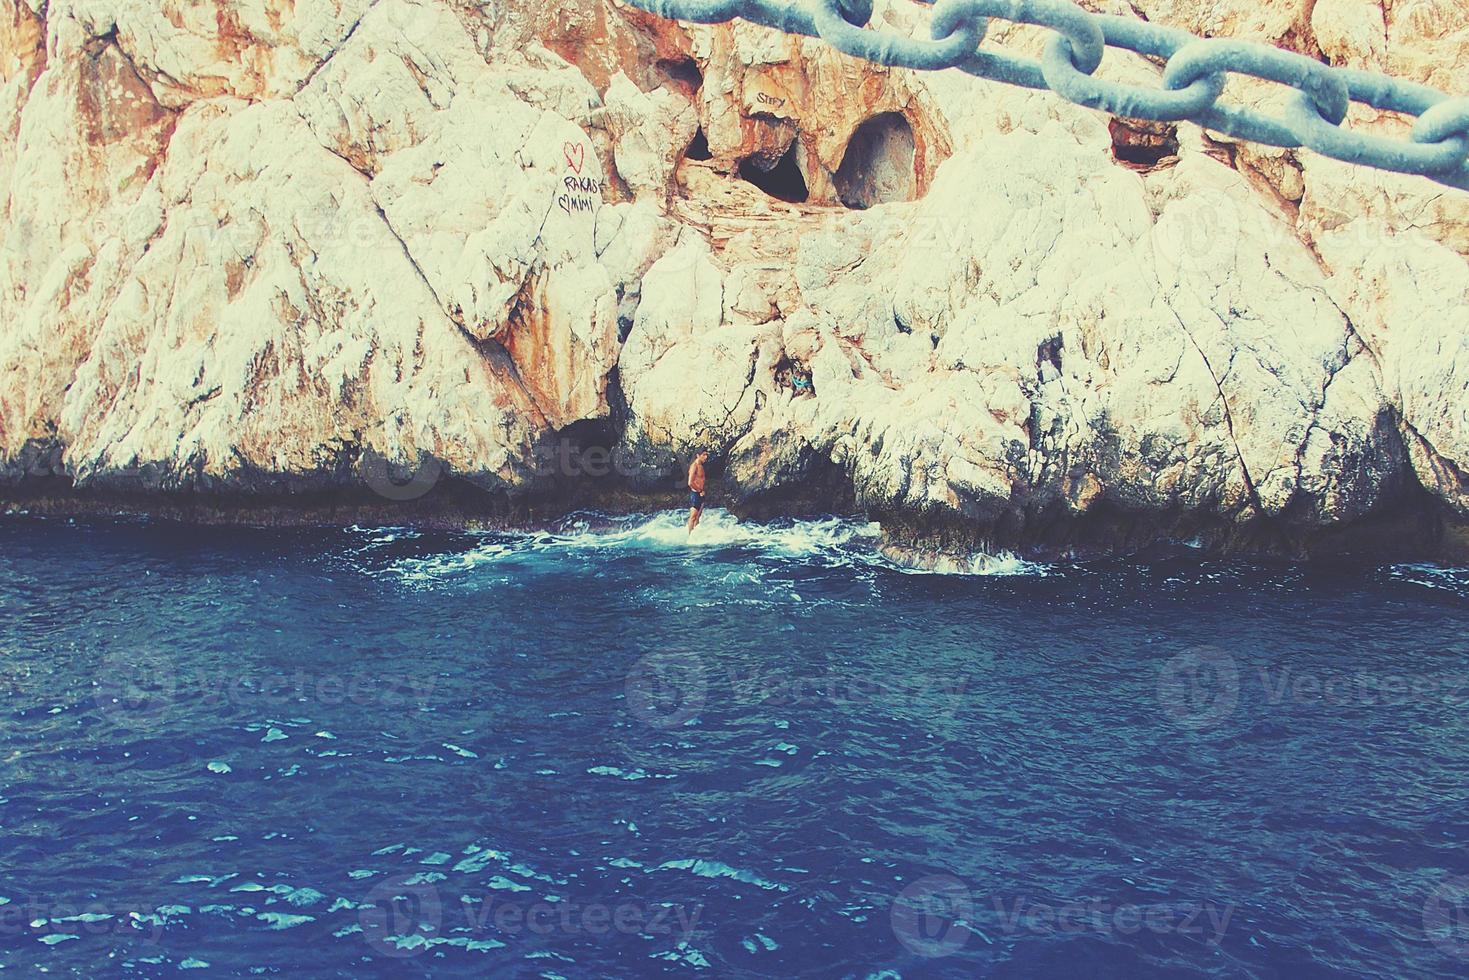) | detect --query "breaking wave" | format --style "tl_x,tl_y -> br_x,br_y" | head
1381,562 -> 1469,598
353,509 -> 1053,587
